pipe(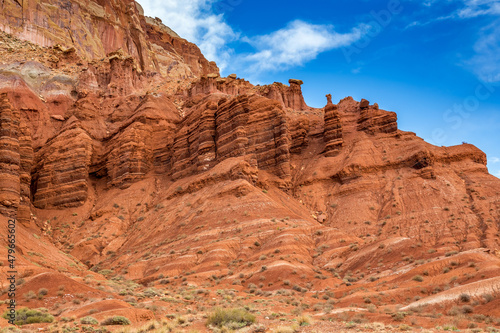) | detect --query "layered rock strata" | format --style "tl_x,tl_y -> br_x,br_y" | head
323,94 -> 343,156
